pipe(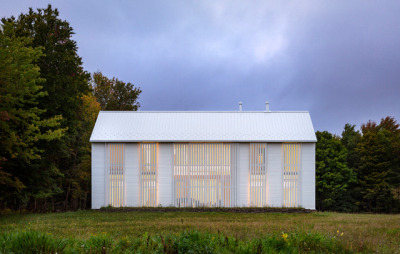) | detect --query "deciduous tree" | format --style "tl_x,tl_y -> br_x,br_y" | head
91,71 -> 141,110
2,5 -> 91,210
0,22 -> 65,209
